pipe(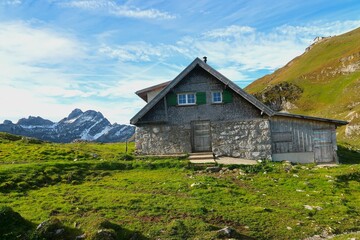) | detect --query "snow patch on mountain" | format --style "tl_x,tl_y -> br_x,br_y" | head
93,126 -> 113,139
0,109 -> 135,143
64,116 -> 80,124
